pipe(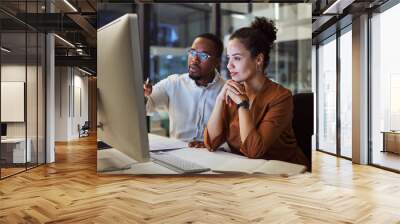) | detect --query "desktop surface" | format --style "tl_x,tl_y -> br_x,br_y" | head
97,134 -> 306,176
